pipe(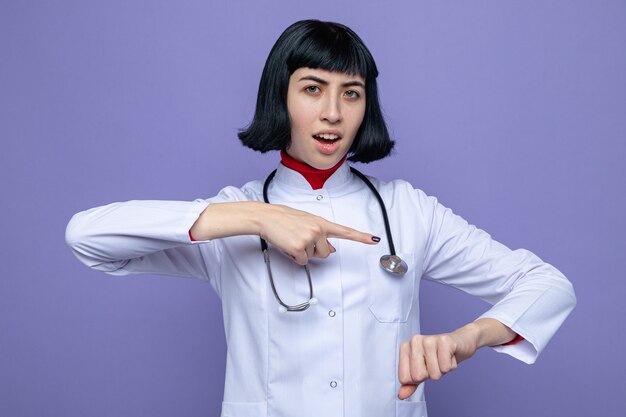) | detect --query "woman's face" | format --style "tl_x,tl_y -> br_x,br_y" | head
286,67 -> 366,170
